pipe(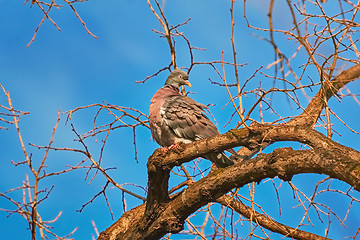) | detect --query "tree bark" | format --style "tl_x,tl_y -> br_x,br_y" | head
99,128 -> 360,239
